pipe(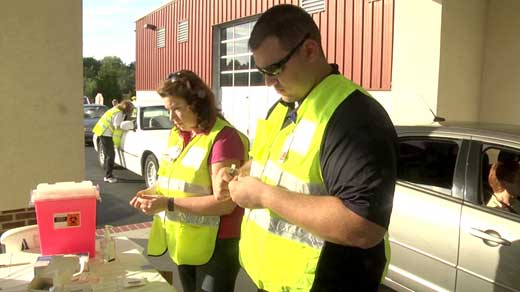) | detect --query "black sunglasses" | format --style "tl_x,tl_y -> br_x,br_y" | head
168,71 -> 193,89
166,71 -> 206,99
256,33 -> 310,77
